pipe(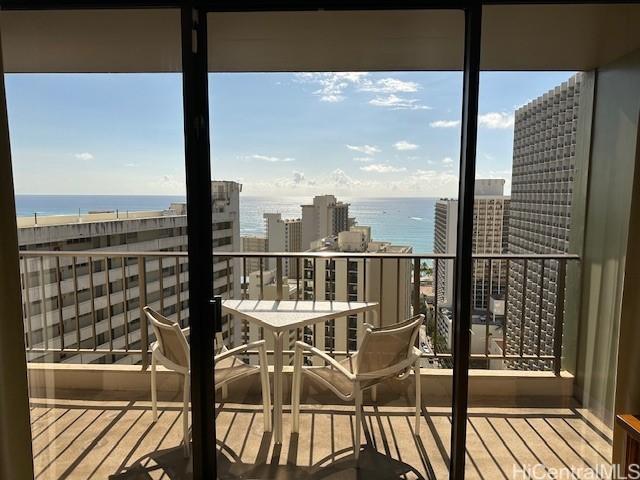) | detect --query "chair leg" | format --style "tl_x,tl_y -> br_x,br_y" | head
354,384 -> 362,460
221,383 -> 229,401
182,374 -> 190,458
291,346 -> 303,433
151,354 -> 158,422
414,363 -> 421,435
258,346 -> 272,432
